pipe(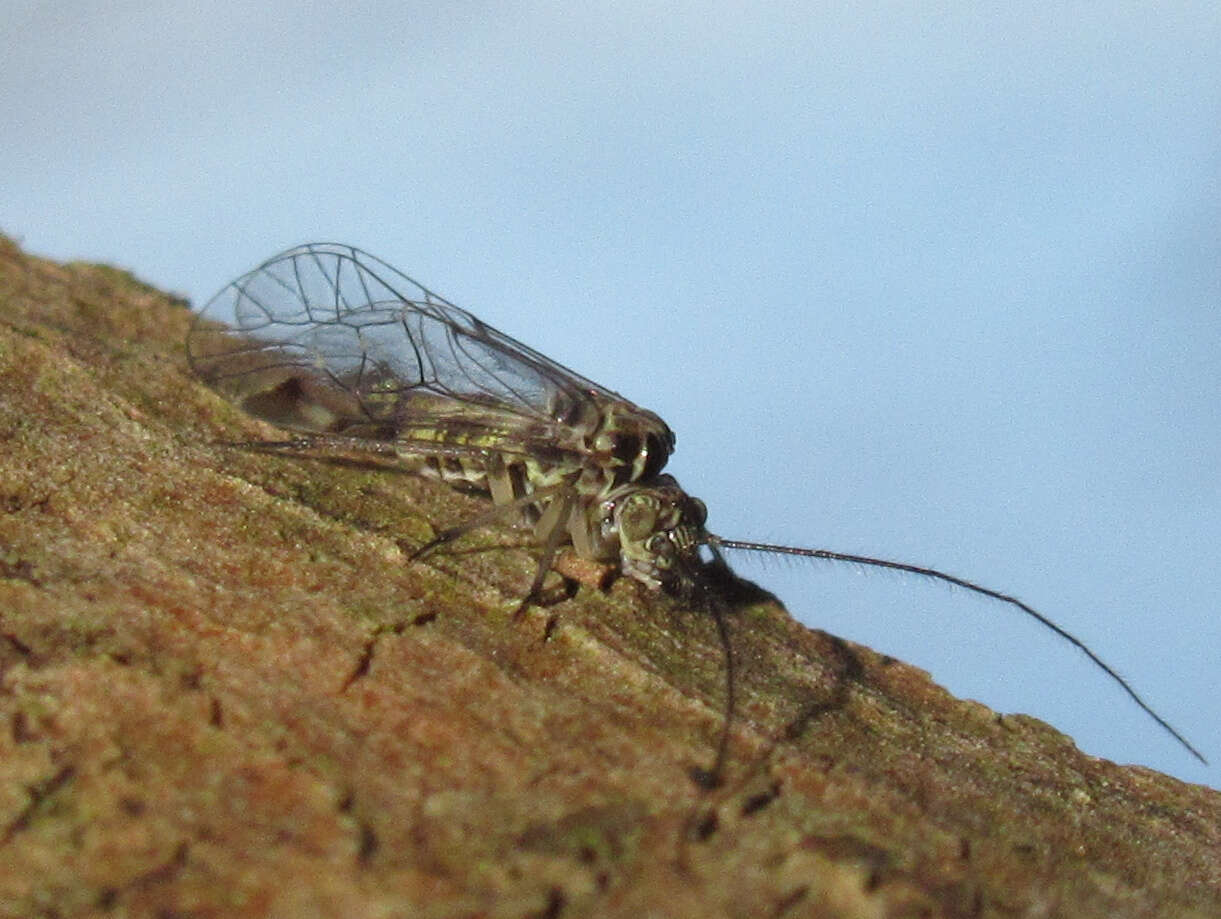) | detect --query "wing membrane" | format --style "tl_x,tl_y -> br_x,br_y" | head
187,243 -> 620,452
